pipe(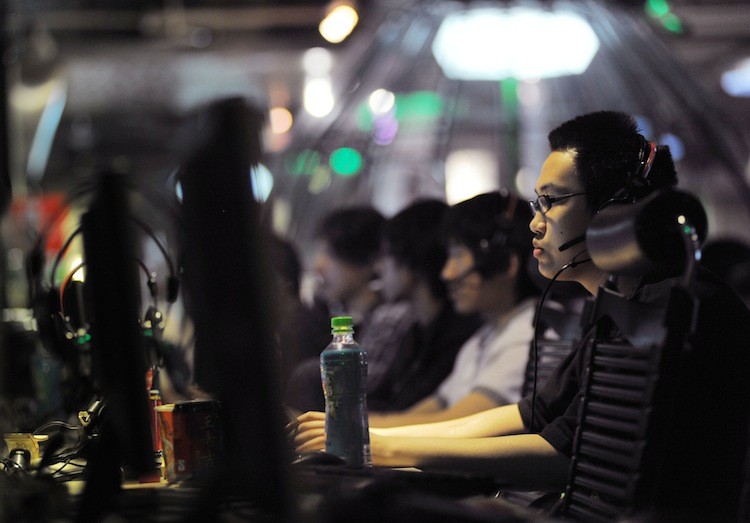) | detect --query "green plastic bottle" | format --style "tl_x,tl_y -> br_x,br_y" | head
320,316 -> 371,467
